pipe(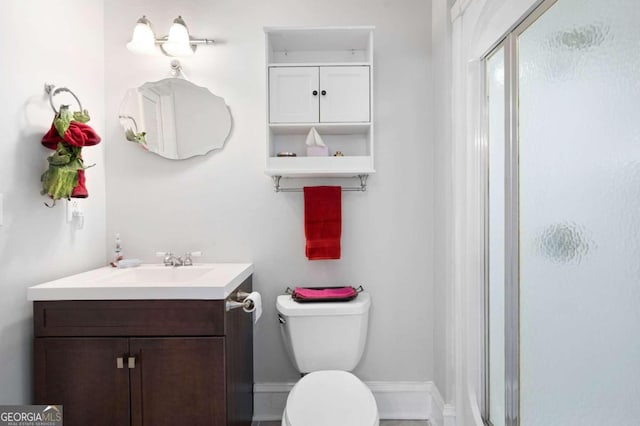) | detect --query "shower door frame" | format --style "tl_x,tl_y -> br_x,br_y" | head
480,0 -> 559,425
